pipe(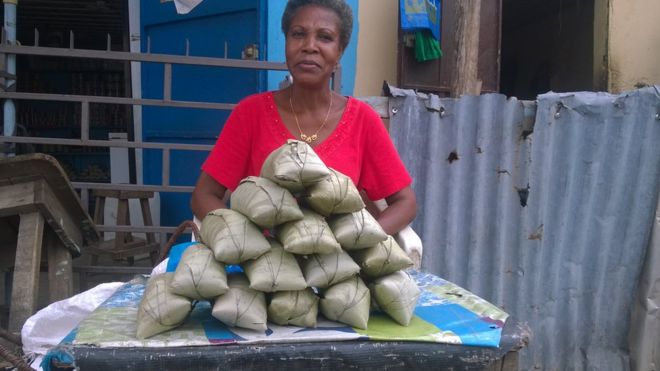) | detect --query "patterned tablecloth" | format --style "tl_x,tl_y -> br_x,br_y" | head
56,270 -> 507,349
